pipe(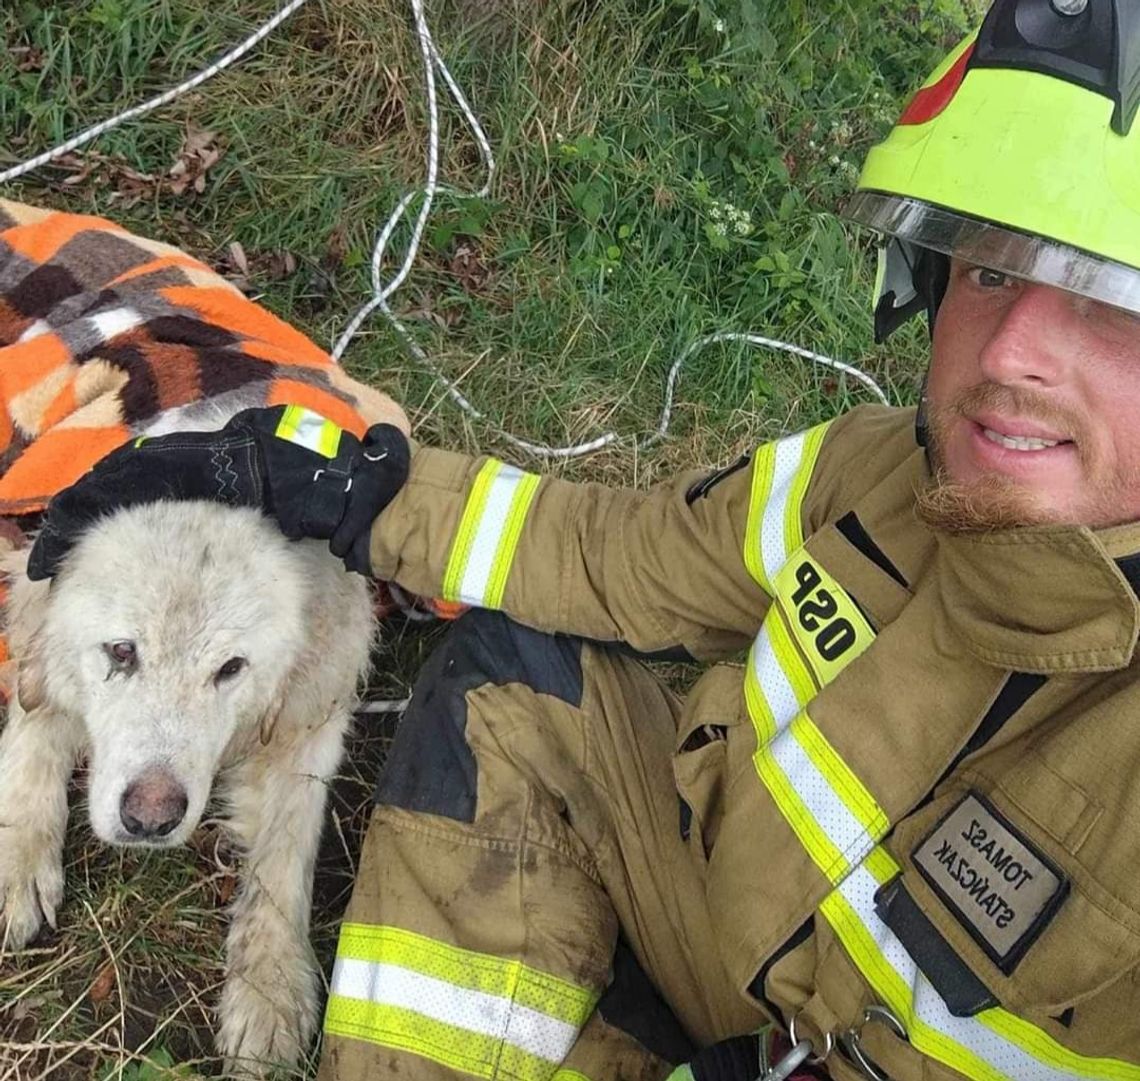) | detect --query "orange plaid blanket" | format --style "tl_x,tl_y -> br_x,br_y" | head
0,199 -> 463,686
0,198 -> 407,517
